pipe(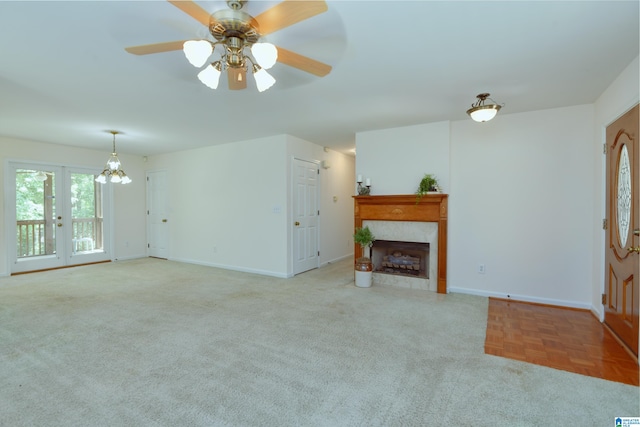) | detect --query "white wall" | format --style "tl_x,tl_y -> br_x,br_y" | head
449,105 -> 594,307
148,134 -> 354,278
355,105 -> 598,308
355,122 -> 450,195
149,135 -> 289,276
0,136 -> 147,275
